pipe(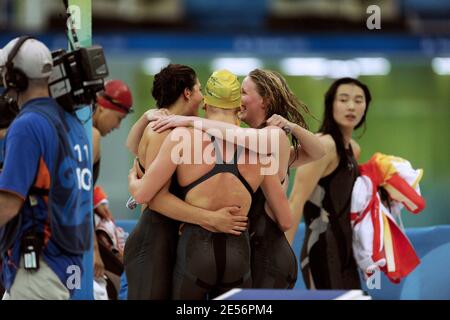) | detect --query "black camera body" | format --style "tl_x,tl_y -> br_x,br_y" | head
48,45 -> 109,113
0,90 -> 19,129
